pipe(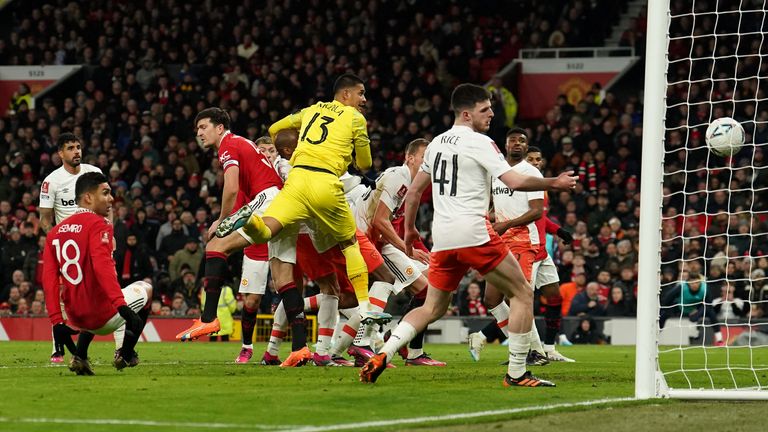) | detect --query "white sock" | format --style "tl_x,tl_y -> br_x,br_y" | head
489,302 -> 510,338
114,325 -> 125,350
267,303 -> 288,356
529,319 -> 544,353
543,344 -> 556,353
369,281 -> 393,312
267,324 -> 285,356
507,331 -> 530,379
330,313 -> 348,352
381,321 -> 417,361
332,308 -> 361,356
304,293 -> 324,312
316,295 -> 339,355
407,348 -> 423,359
242,344 -> 253,349
715,331 -> 724,342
